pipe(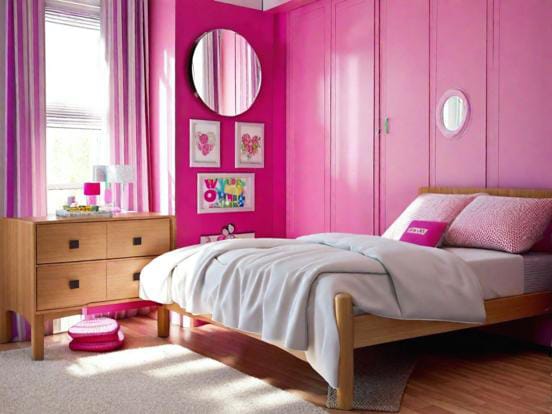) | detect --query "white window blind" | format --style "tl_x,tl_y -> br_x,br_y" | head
45,0 -> 103,130
45,0 -> 100,29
